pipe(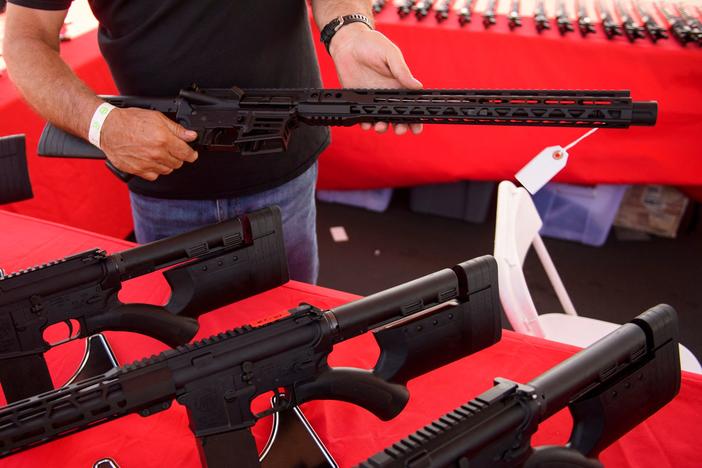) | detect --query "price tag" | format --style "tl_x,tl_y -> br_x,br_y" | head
515,146 -> 569,195
515,128 -> 599,195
